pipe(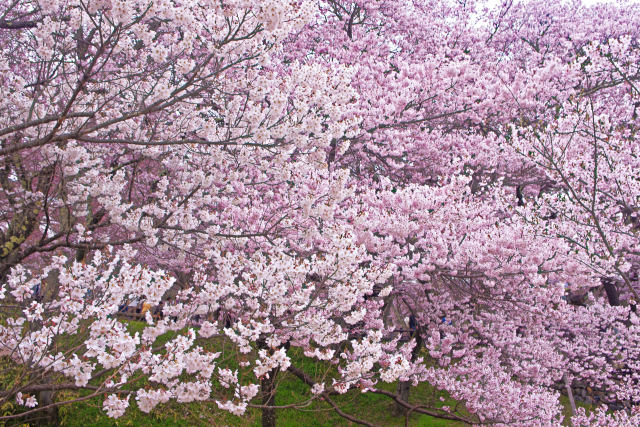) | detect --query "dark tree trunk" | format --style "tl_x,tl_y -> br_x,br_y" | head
395,380 -> 411,415
394,332 -> 423,415
261,369 -> 277,427
32,276 -> 60,426
257,339 -> 289,427
602,278 -> 620,306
